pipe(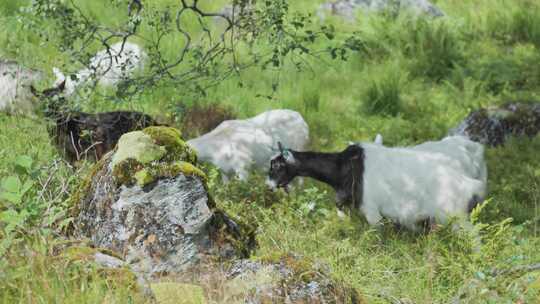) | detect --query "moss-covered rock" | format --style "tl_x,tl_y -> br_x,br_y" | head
109,126 -> 200,187
143,126 -> 197,163
111,131 -> 167,168
451,102 -> 540,146
74,126 -> 253,279
225,253 -> 365,303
